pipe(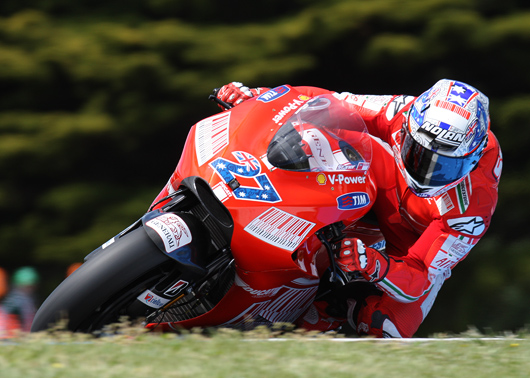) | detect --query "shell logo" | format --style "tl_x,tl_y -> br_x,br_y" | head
316,173 -> 327,185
